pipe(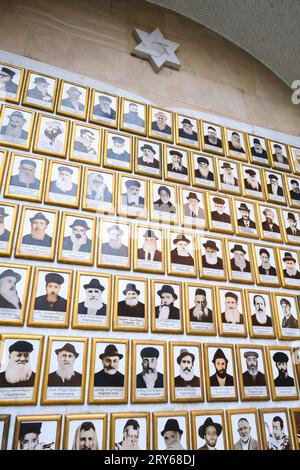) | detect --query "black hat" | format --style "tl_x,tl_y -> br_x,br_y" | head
161,419 -> 183,436
9,340 -> 33,354
29,212 -> 49,224
259,248 -> 270,257
245,169 -> 256,176
230,244 -> 246,254
202,240 -> 219,251
186,191 -> 200,201
287,212 -> 296,221
176,348 -> 195,365
0,207 -> 9,218
283,252 -> 296,262
58,166 -> 73,175
198,418 -> 222,439
197,156 -> 209,165
19,422 -> 42,440
141,144 -> 156,154
243,351 -> 259,359
55,343 -> 79,358
140,347 -> 159,359
8,110 -> 25,120
107,224 -> 123,235
83,278 -> 105,291
169,150 -> 183,159
124,419 -> 139,430
33,76 -> 49,85
98,95 -> 112,103
123,283 -> 140,295
1,67 -> 16,78
268,174 -> 278,180
112,136 -> 125,144
125,179 -> 141,188
225,291 -> 238,302
291,179 -> 299,185
182,118 -> 193,126
45,273 -> 64,285
142,229 -> 158,239
99,344 -> 123,360
274,144 -> 282,149
212,348 -> 228,363
157,284 -> 177,300
273,352 -> 289,363
173,233 -> 190,244
213,197 -> 225,205
221,162 -> 233,169
195,288 -> 207,296
0,269 -> 21,282
280,298 -> 291,307
20,159 -> 37,168
69,219 -> 90,230
238,203 -> 250,212
253,138 -> 261,145
158,185 -> 171,197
